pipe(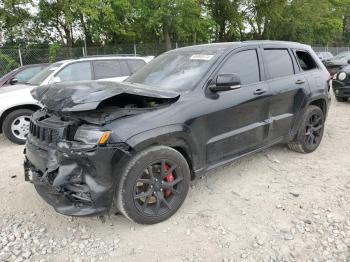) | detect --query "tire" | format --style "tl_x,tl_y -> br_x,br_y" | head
335,96 -> 348,102
2,109 -> 34,145
115,145 -> 190,224
288,105 -> 325,153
